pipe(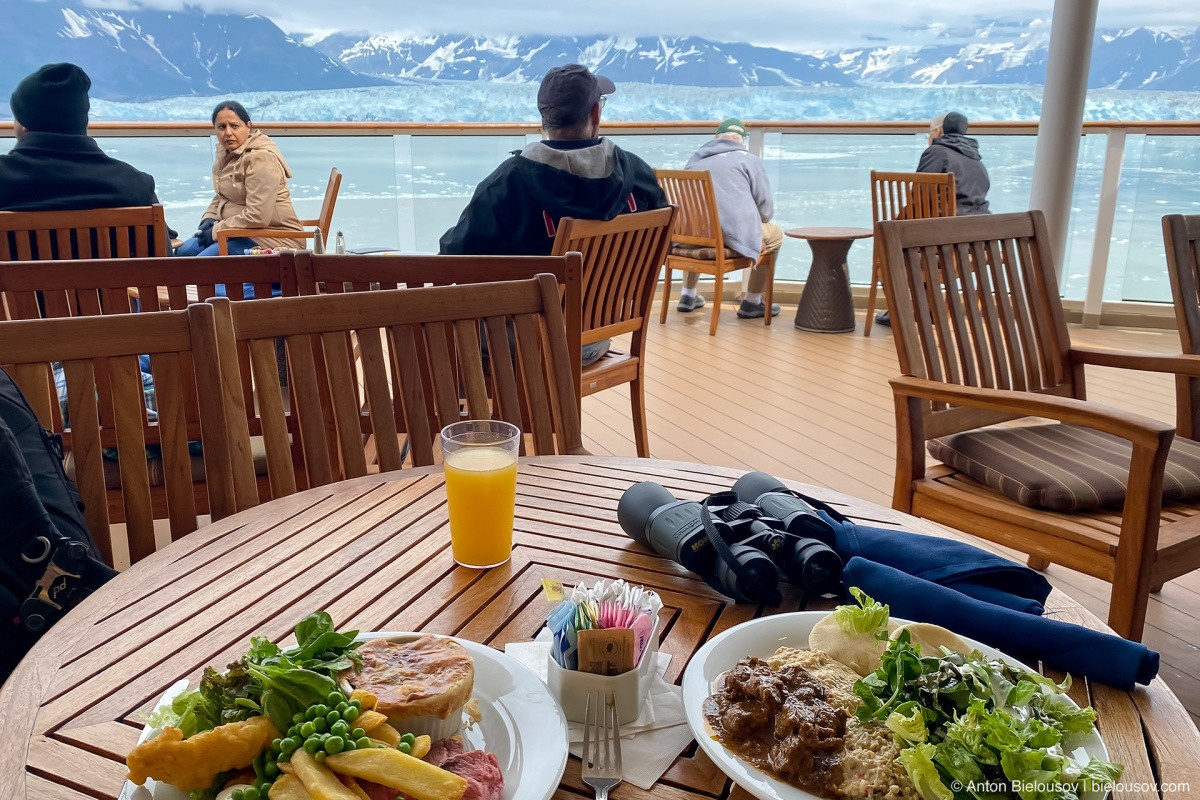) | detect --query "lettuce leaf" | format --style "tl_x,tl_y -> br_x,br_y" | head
833,586 -> 890,634
897,743 -> 955,800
